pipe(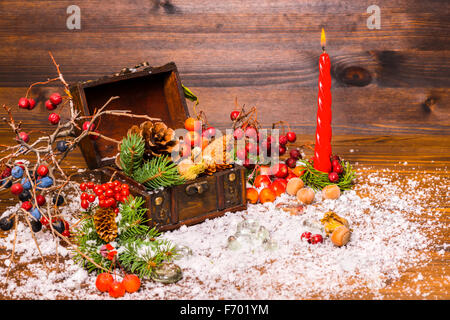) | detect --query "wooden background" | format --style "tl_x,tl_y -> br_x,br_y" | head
0,0 -> 448,135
